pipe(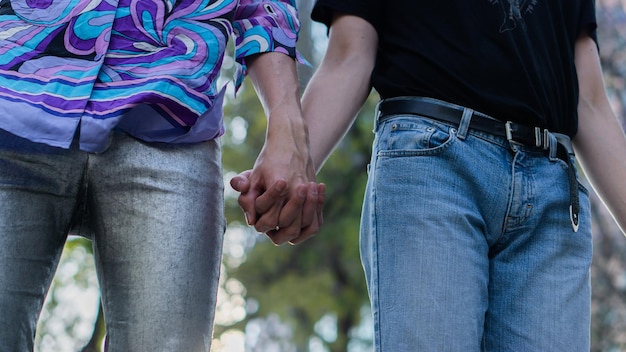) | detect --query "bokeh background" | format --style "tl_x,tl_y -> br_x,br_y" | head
34,1 -> 626,351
